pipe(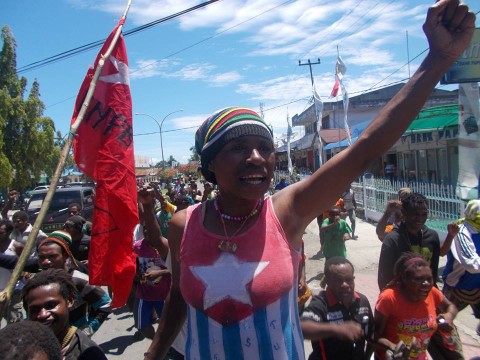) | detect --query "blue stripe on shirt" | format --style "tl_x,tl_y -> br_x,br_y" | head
254,307 -> 274,359
223,322 -> 243,360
